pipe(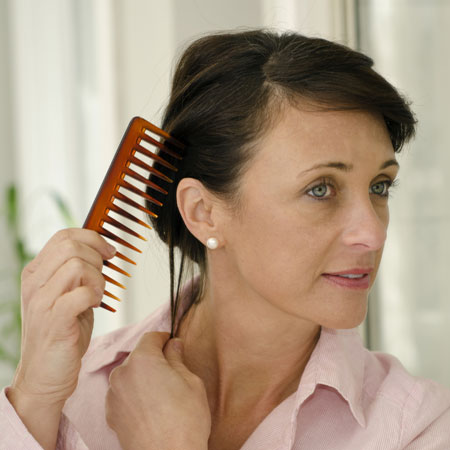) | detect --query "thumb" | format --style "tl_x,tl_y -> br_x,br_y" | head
164,338 -> 186,369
